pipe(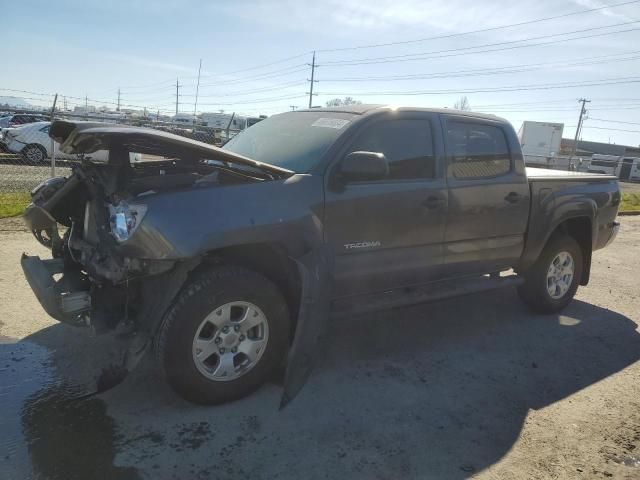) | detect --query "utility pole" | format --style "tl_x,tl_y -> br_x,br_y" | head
85,95 -> 88,119
290,105 -> 298,111
307,51 -> 318,108
175,77 -> 181,116
50,94 -> 58,177
193,59 -> 202,120
571,98 -> 591,159
49,93 -> 58,121
117,87 -> 121,112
